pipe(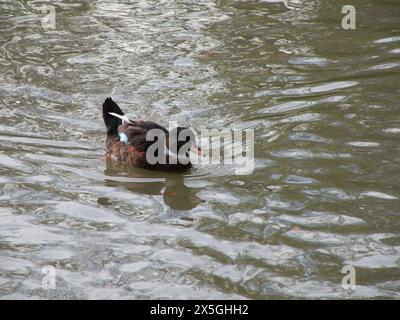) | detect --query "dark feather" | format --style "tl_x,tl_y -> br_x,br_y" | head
102,97 -> 123,135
